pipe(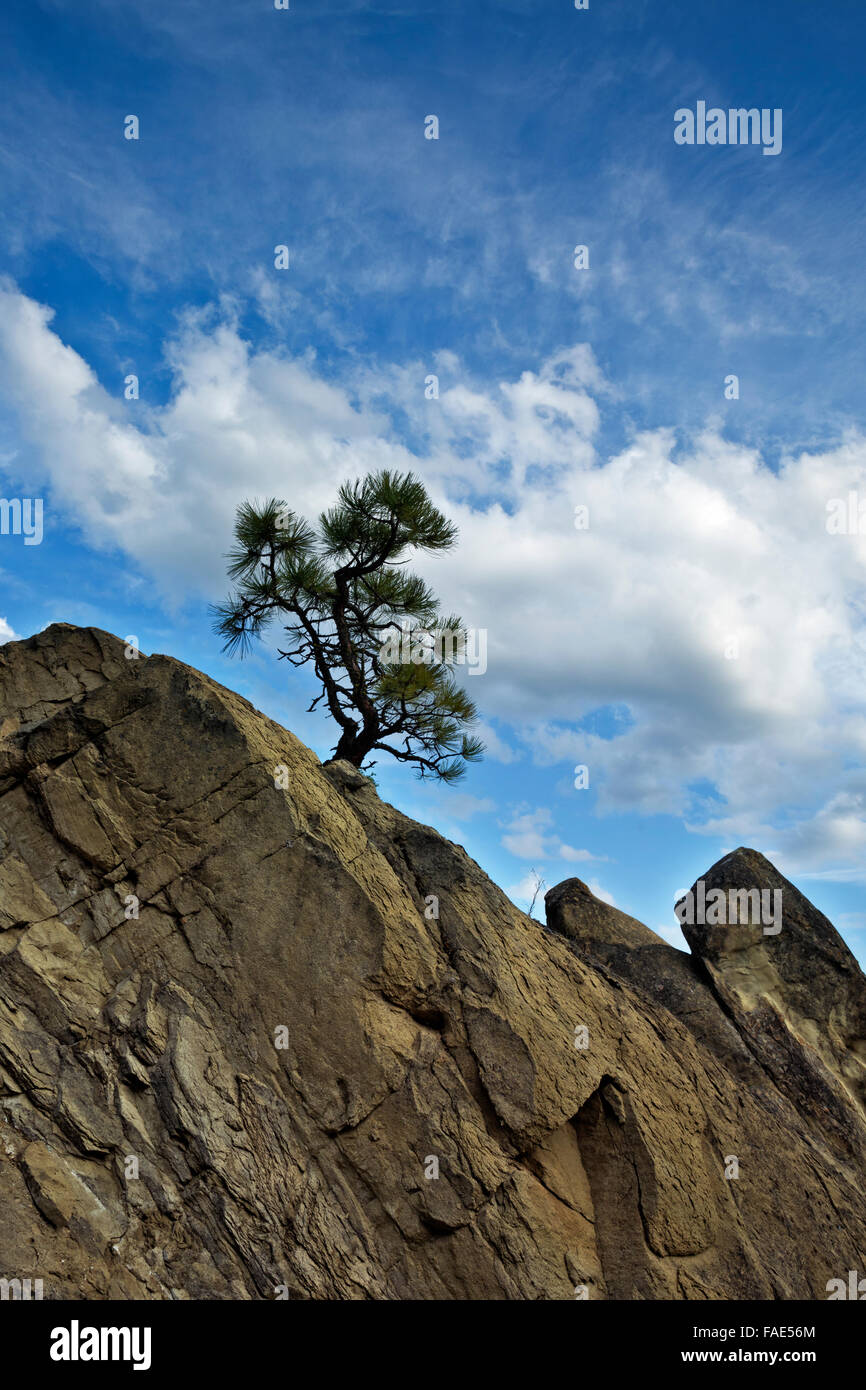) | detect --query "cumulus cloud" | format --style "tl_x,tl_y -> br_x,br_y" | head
473,721 -> 520,764
2,281 -> 866,878
0,618 -> 19,644
500,806 -> 599,863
